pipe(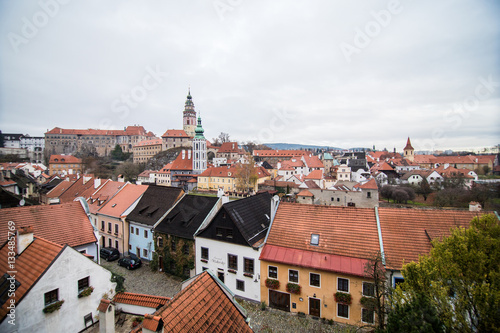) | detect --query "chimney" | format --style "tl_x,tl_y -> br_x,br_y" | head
98,299 -> 115,333
17,226 -> 34,255
94,178 -> 101,189
469,201 -> 482,212
270,195 -> 280,223
188,150 -> 191,159
182,150 -> 185,159
232,143 -> 235,150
